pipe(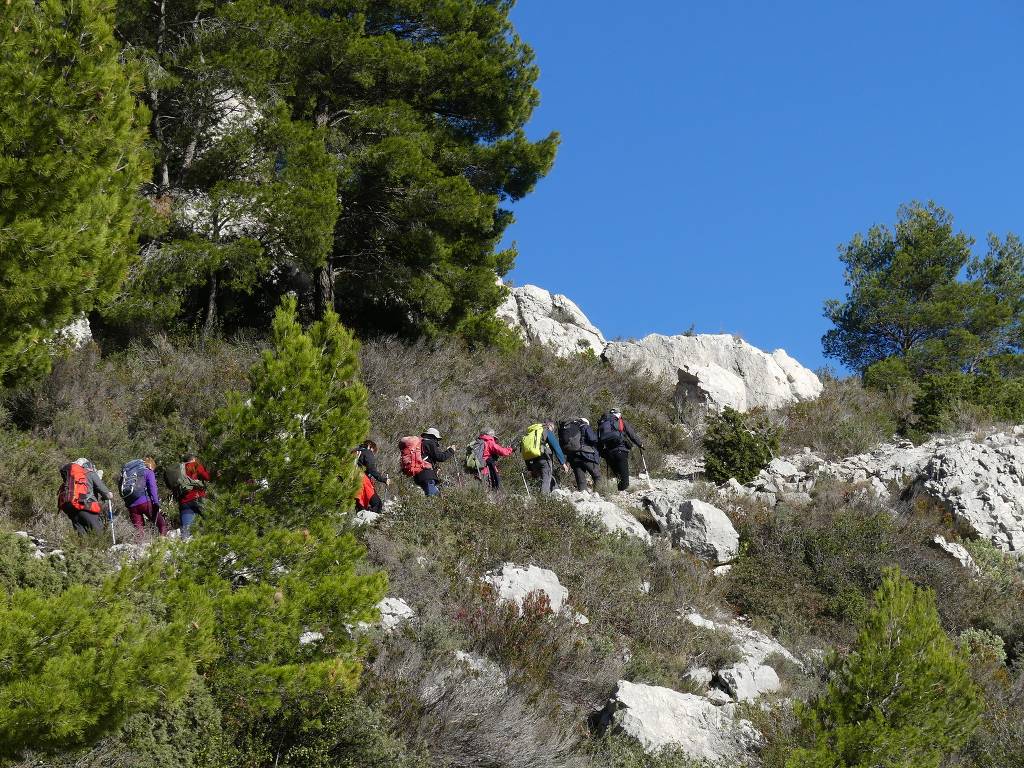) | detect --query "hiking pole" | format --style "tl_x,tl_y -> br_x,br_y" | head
107,499 -> 117,546
521,468 -> 532,499
640,449 -> 653,490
